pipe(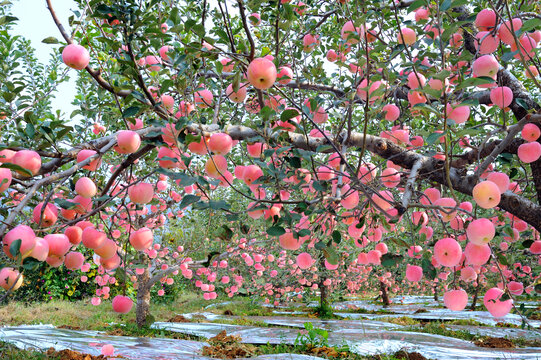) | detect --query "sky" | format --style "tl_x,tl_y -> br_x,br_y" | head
12,0 -> 79,116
